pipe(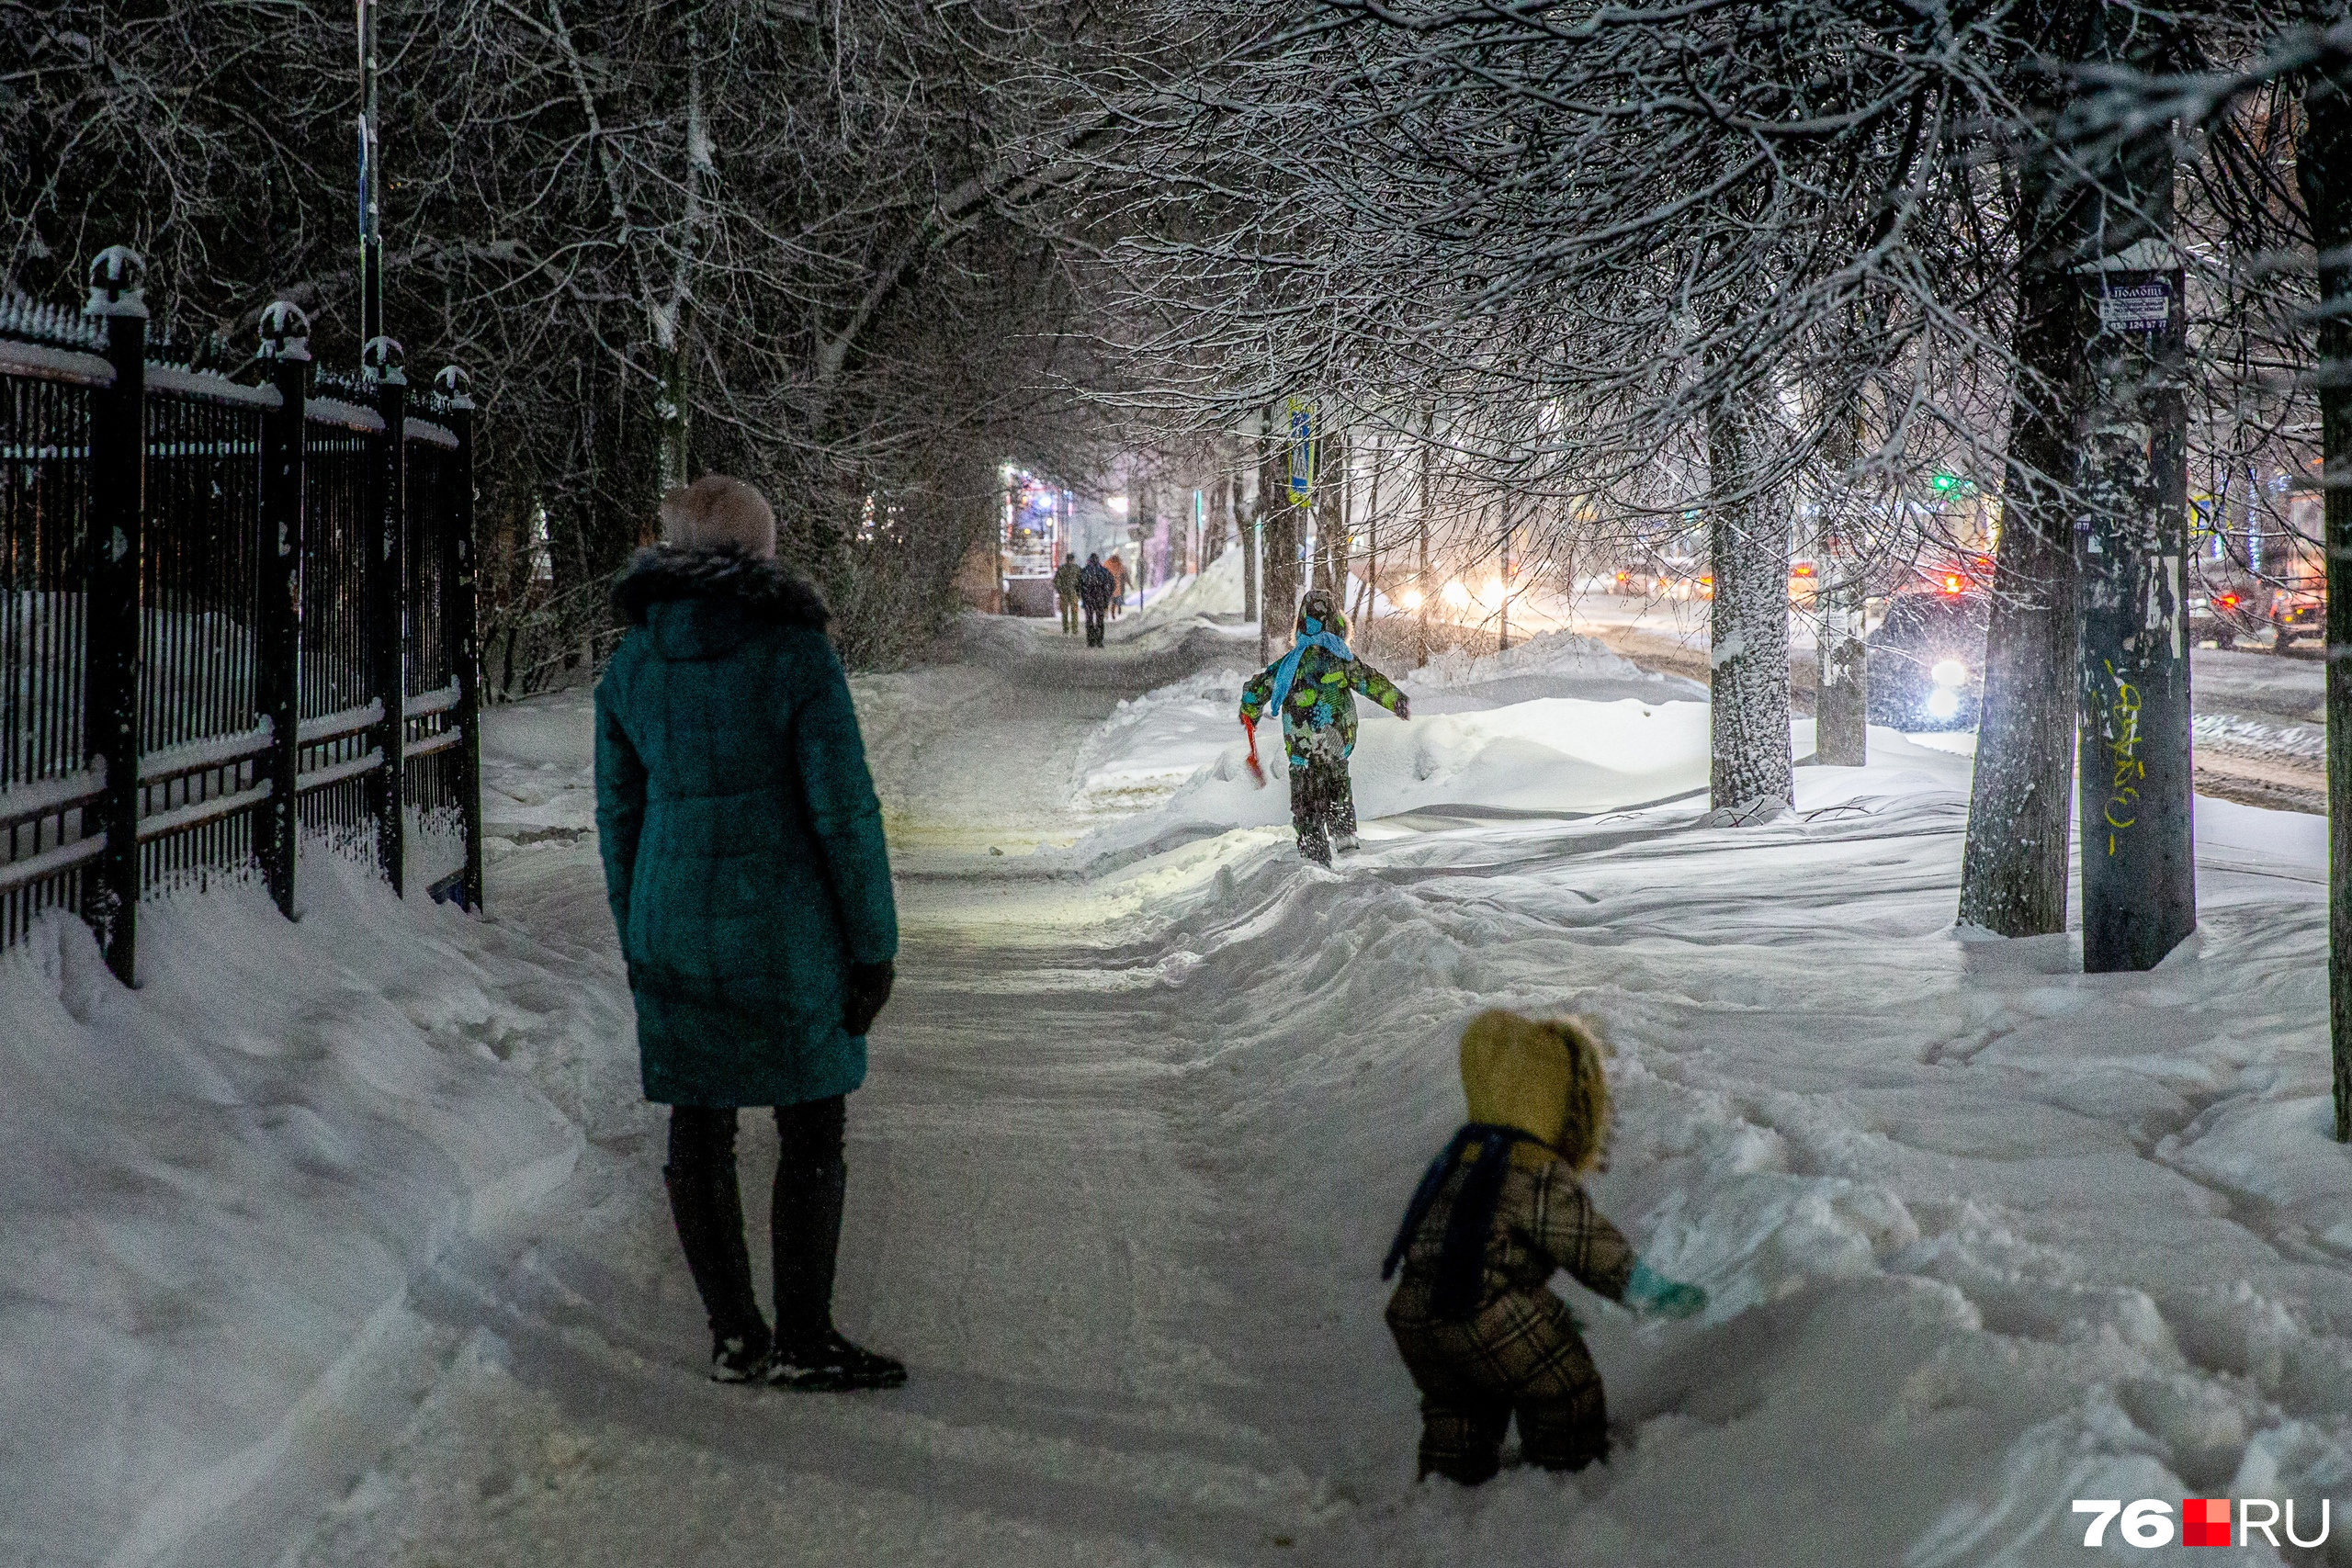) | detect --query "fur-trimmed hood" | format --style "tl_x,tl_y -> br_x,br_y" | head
1458,1010 -> 1611,1173
612,544 -> 829,631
